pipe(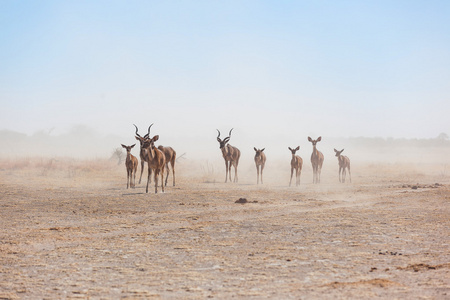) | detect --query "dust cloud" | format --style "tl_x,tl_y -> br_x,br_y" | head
1,125 -> 449,298
1,125 -> 449,179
